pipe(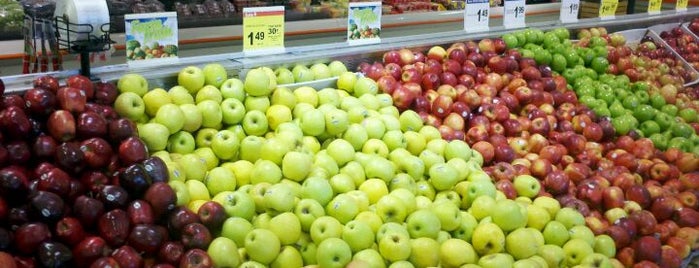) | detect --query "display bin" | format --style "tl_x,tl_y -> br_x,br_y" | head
579,0 -> 629,18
